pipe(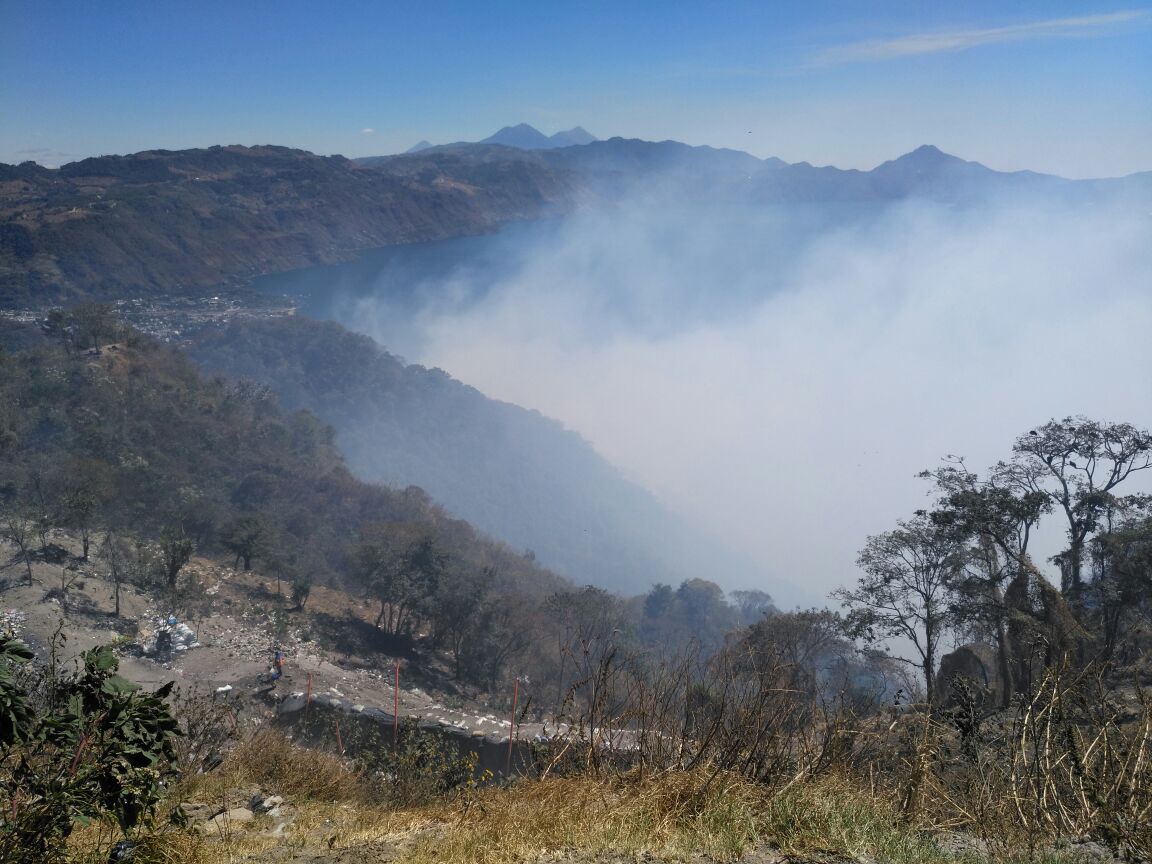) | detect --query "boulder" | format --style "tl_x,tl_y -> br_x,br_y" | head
935,643 -> 1001,709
